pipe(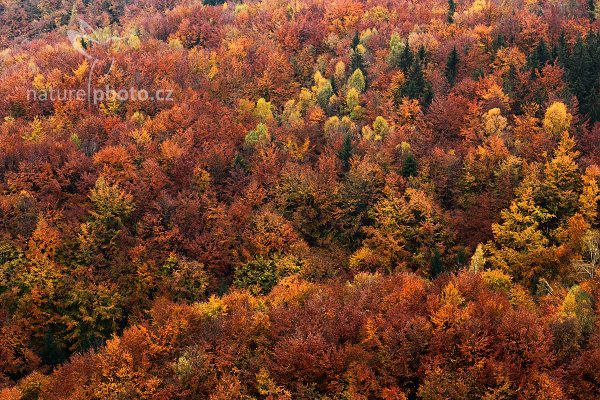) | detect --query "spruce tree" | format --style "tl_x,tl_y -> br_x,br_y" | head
552,31 -> 569,66
398,42 -> 414,72
338,132 -> 354,172
448,0 -> 456,23
398,56 -> 434,107
566,34 -> 600,122
351,30 -> 360,49
417,45 -> 427,64
402,152 -> 418,178
445,46 -> 459,86
529,38 -> 550,74
349,31 -> 366,83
